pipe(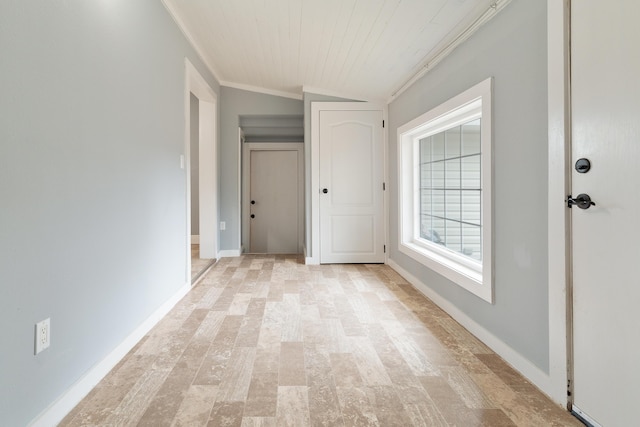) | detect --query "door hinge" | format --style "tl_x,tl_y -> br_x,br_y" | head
382,120 -> 385,128
384,245 -> 386,253
383,182 -> 386,191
